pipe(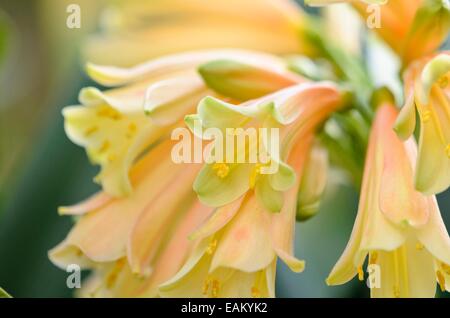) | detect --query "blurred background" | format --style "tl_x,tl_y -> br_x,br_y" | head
0,0 -> 448,298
